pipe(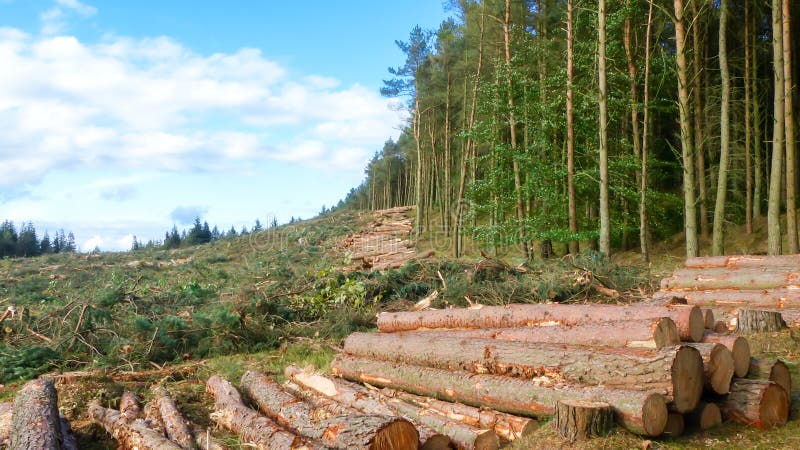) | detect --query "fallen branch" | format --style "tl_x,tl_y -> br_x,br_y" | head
89,401 -> 182,450
154,386 -> 197,450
